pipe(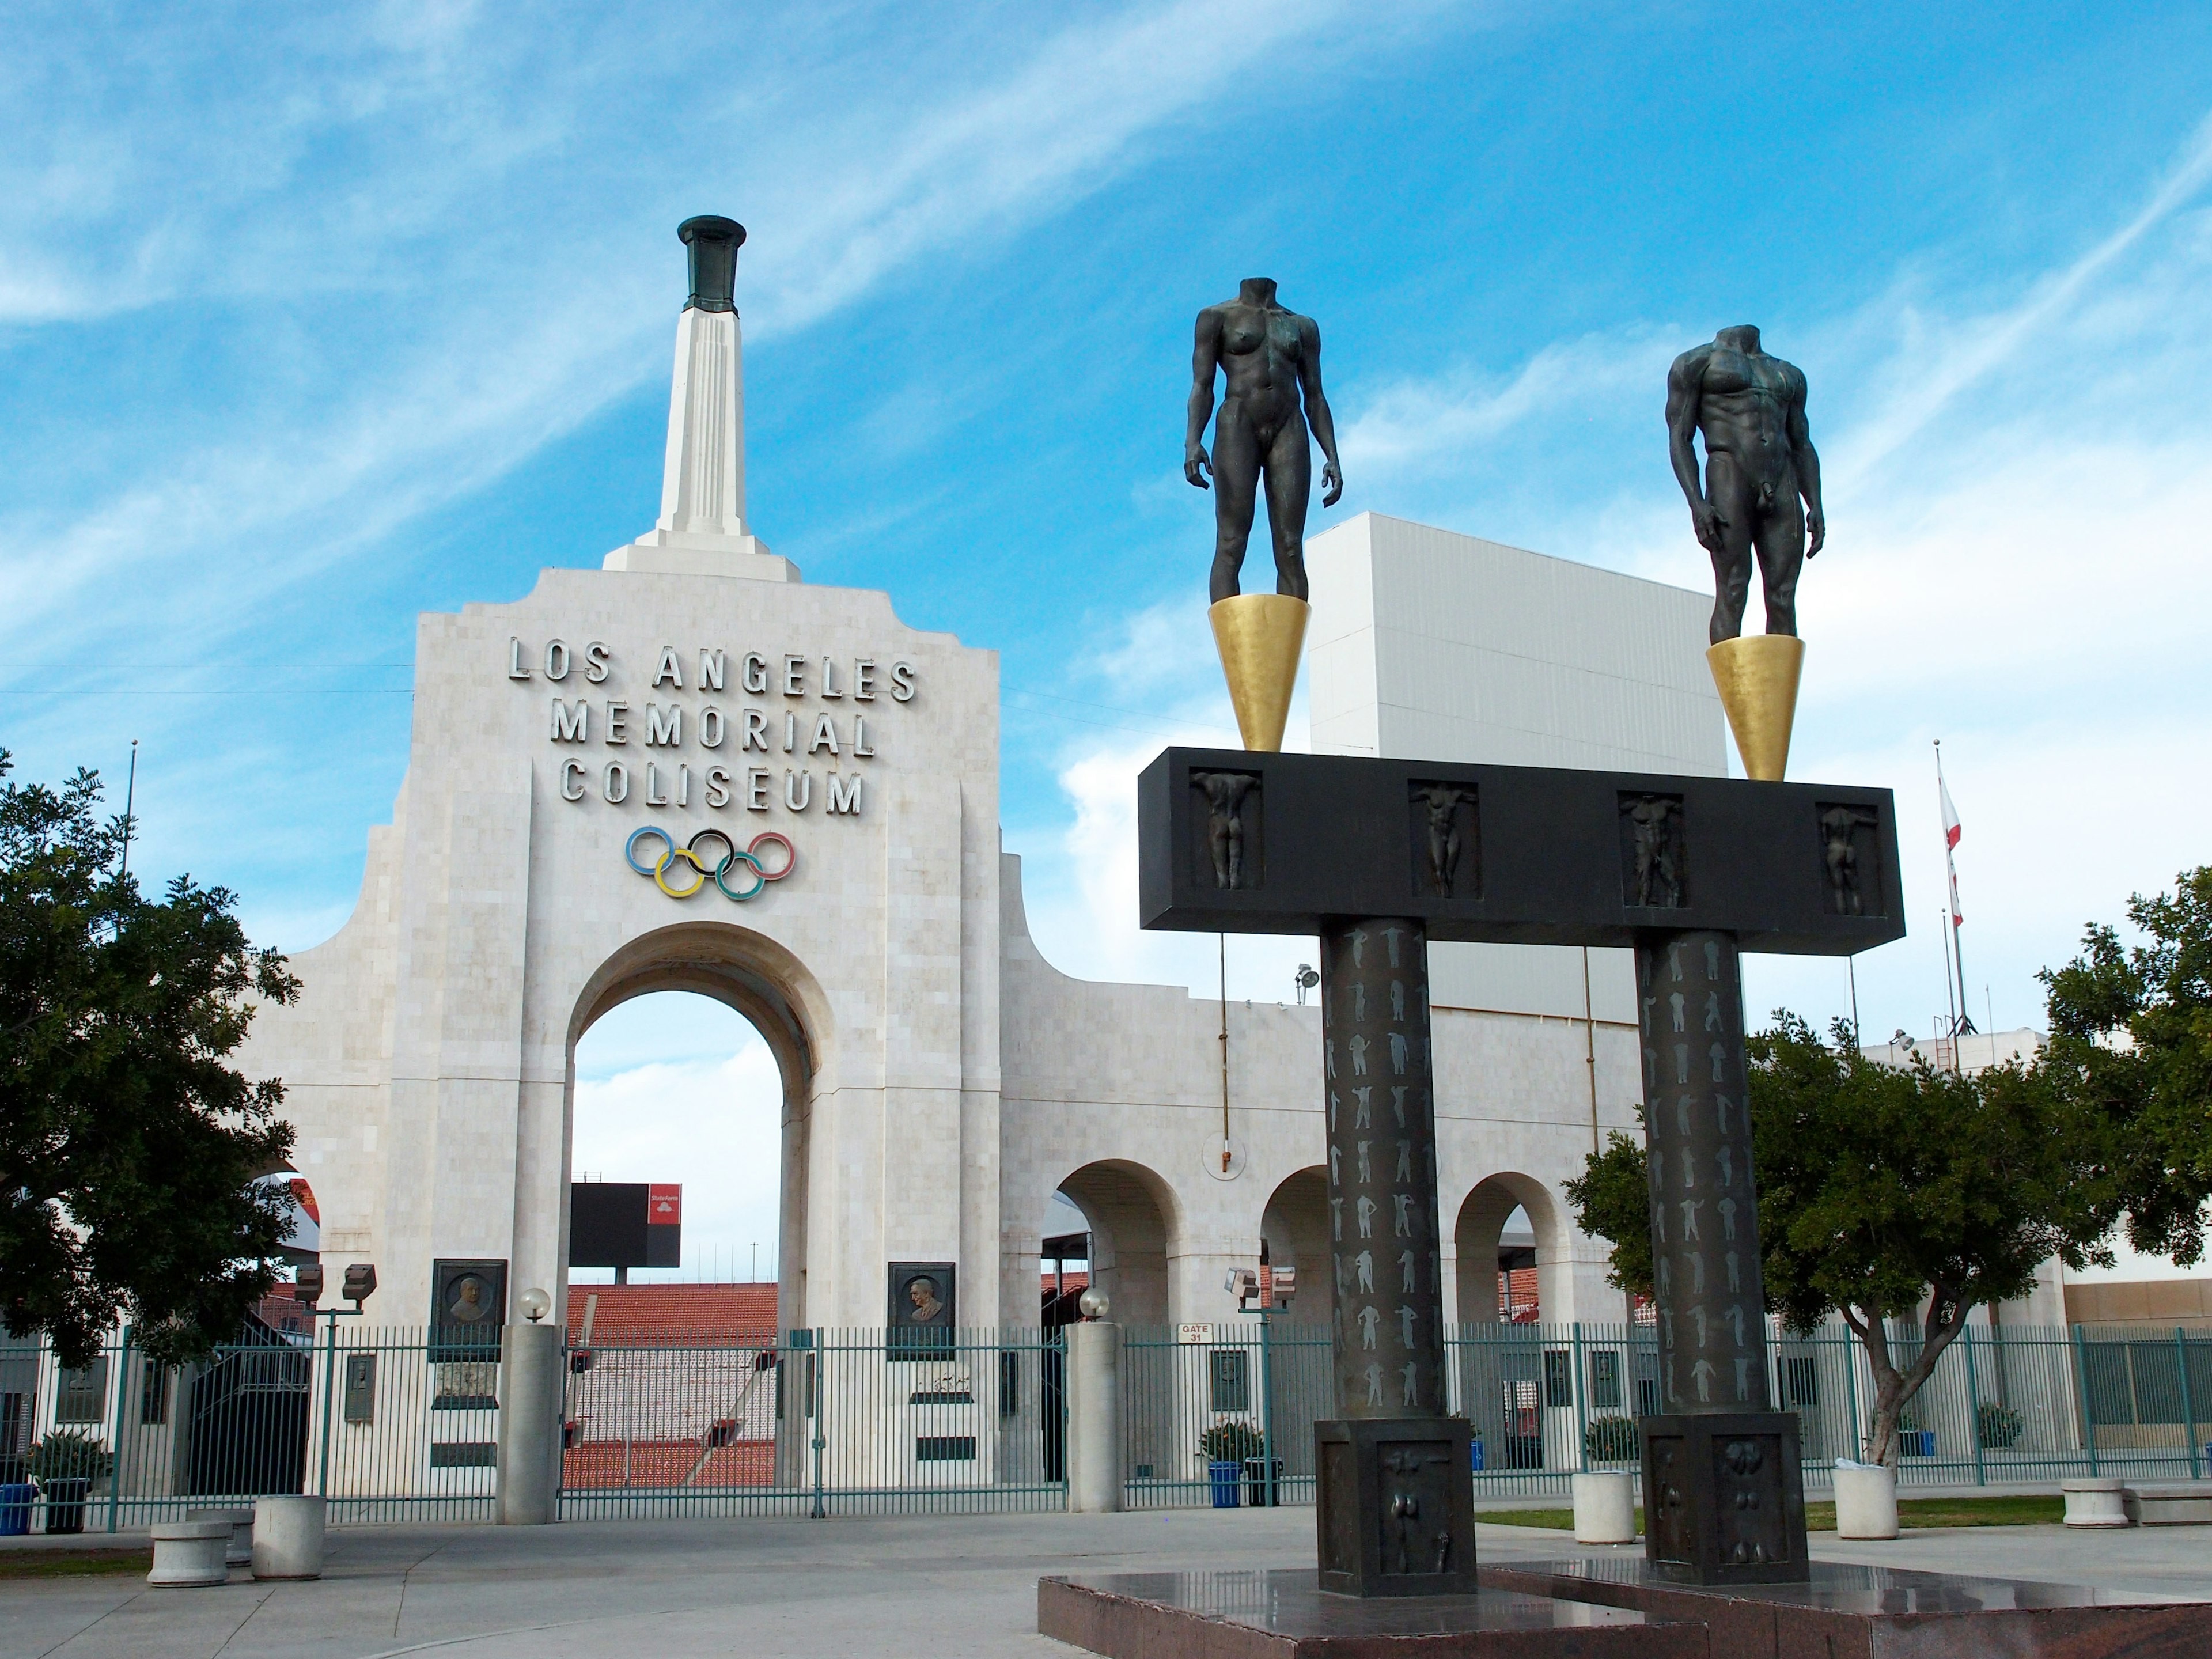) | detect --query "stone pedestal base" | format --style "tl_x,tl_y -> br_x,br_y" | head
1038,1571 -> 1688,1658
1480,1559 -> 2212,1659
1315,1418 -> 1479,1597
1639,1412 -> 1808,1585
